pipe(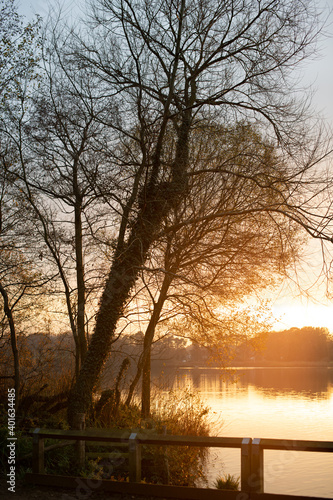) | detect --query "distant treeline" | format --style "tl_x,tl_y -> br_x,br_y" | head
255,327 -> 332,363
151,326 -> 333,367
191,326 -> 333,366
107,326 -> 333,373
